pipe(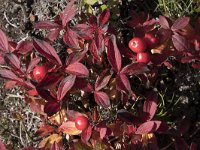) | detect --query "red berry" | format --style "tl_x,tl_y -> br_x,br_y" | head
128,37 -> 147,53
144,33 -> 158,48
75,116 -> 89,130
33,65 -> 47,81
137,52 -> 150,64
